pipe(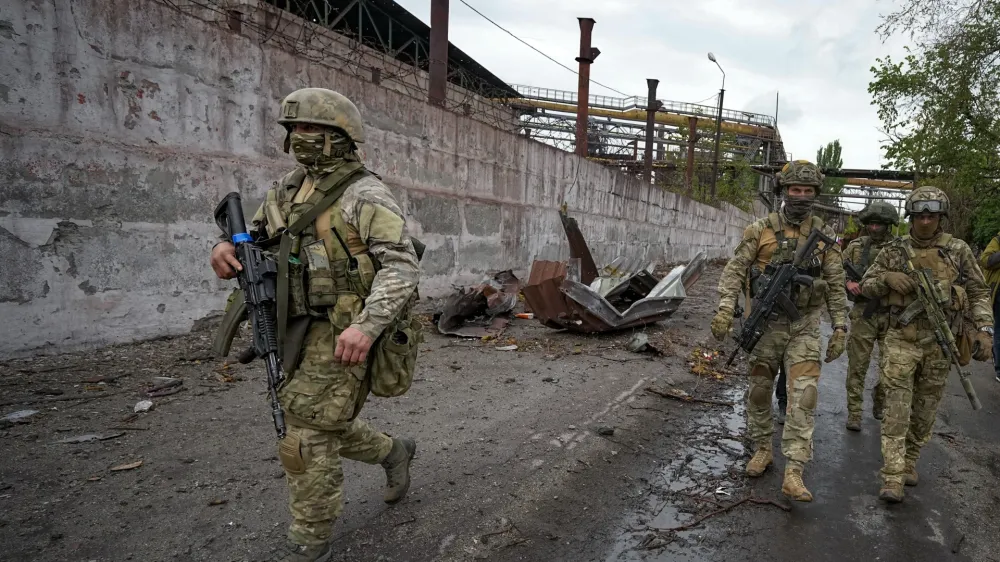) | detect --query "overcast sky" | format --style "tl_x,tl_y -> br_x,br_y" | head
395,0 -> 909,169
